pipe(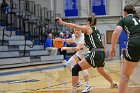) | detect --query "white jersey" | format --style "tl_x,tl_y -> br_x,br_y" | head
72,33 -> 88,59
